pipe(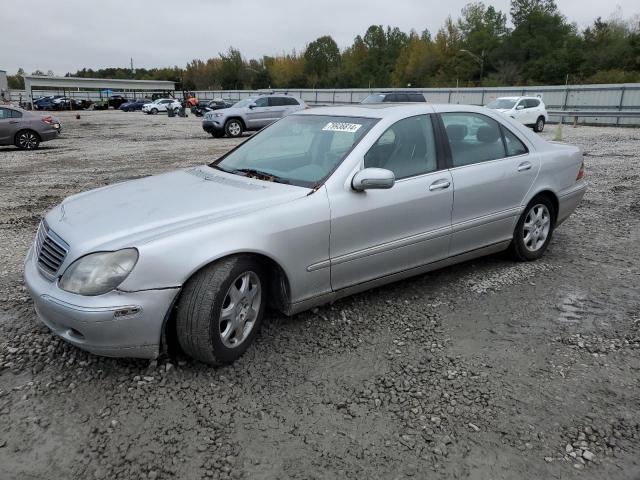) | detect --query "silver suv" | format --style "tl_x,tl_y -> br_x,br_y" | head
202,94 -> 306,138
